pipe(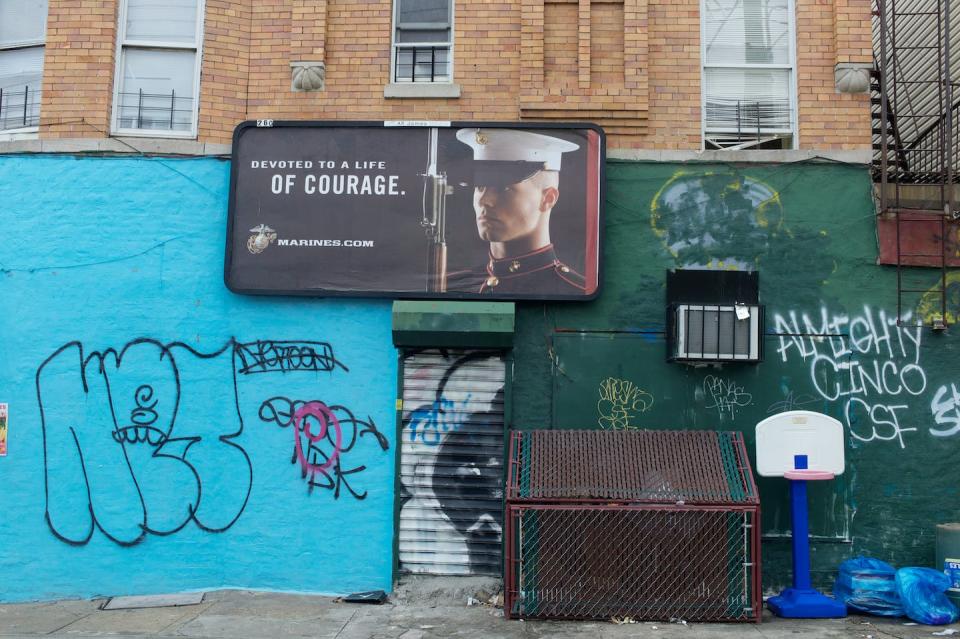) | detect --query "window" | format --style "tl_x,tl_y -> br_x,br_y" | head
702,0 -> 796,149
112,0 -> 203,136
0,0 -> 46,132
392,0 -> 452,83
